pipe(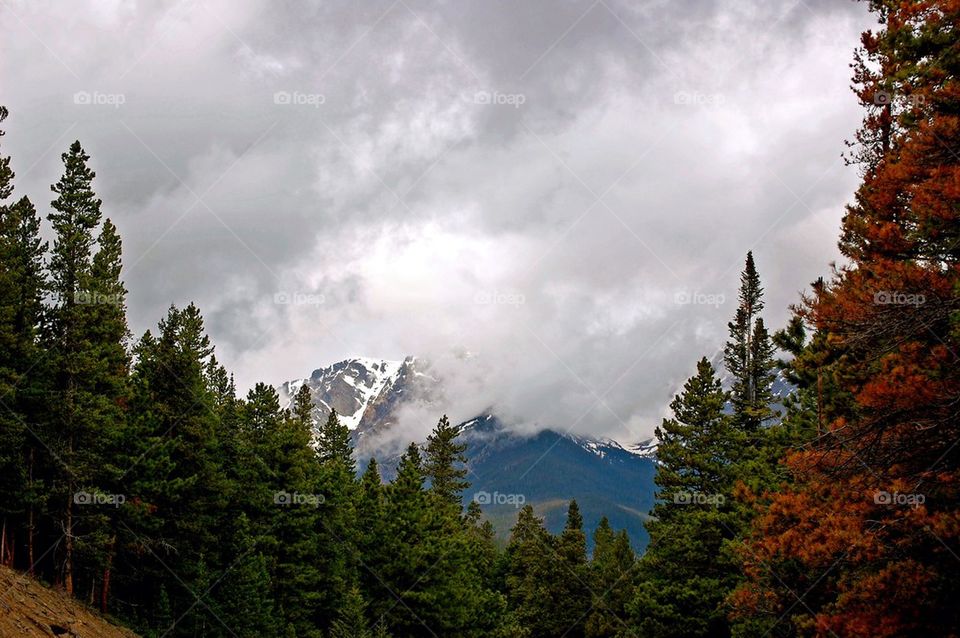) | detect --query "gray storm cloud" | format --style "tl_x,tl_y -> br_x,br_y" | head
2,0 -> 871,443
